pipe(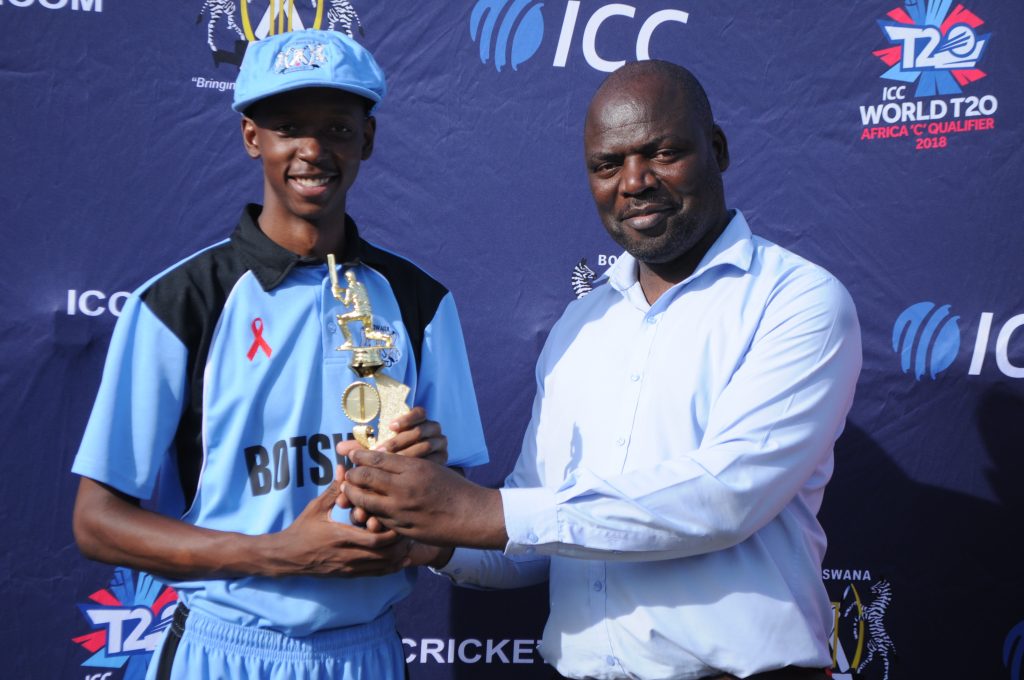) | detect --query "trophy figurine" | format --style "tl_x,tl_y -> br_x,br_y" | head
327,254 -> 411,449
